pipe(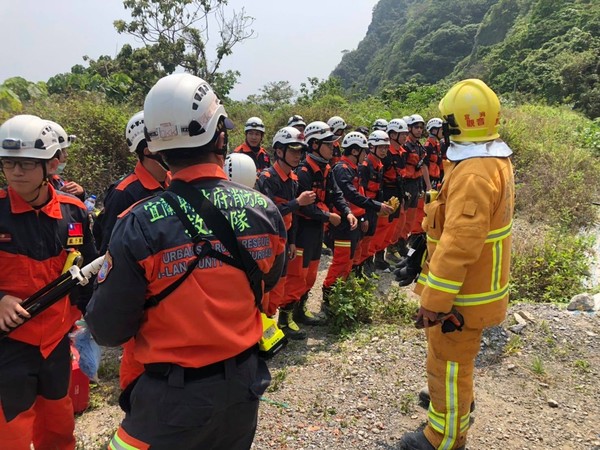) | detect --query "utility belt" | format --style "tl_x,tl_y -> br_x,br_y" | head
144,344 -> 258,382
